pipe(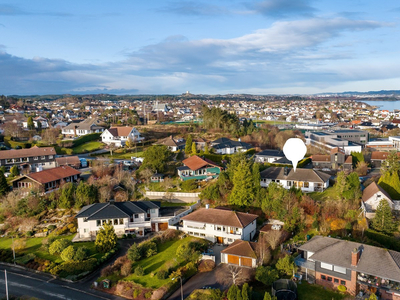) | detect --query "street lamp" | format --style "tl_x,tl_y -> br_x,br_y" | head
172,276 -> 183,300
